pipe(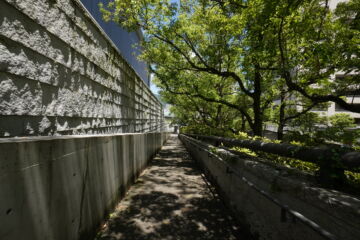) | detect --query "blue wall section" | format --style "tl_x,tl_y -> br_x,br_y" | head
80,0 -> 150,86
